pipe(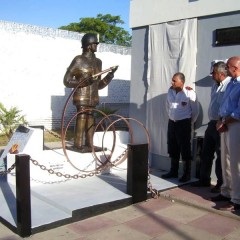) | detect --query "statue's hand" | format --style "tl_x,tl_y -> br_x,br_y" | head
111,65 -> 118,74
90,75 -> 98,82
